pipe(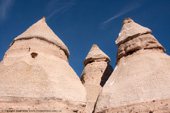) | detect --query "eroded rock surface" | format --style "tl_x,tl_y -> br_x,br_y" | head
98,99 -> 170,113
81,44 -> 113,113
0,17 -> 86,113
116,18 -> 152,45
116,18 -> 165,61
94,18 -> 170,113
